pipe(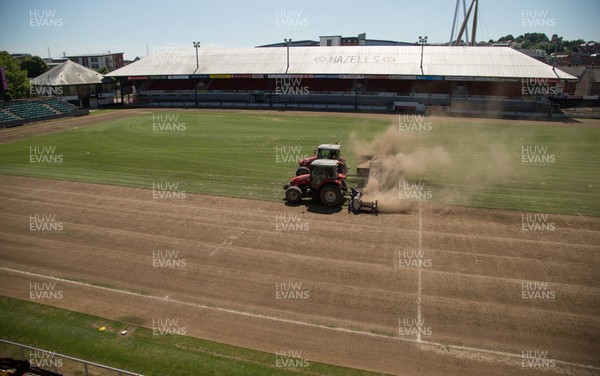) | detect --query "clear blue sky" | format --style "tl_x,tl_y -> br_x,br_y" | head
1,0 -> 599,60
